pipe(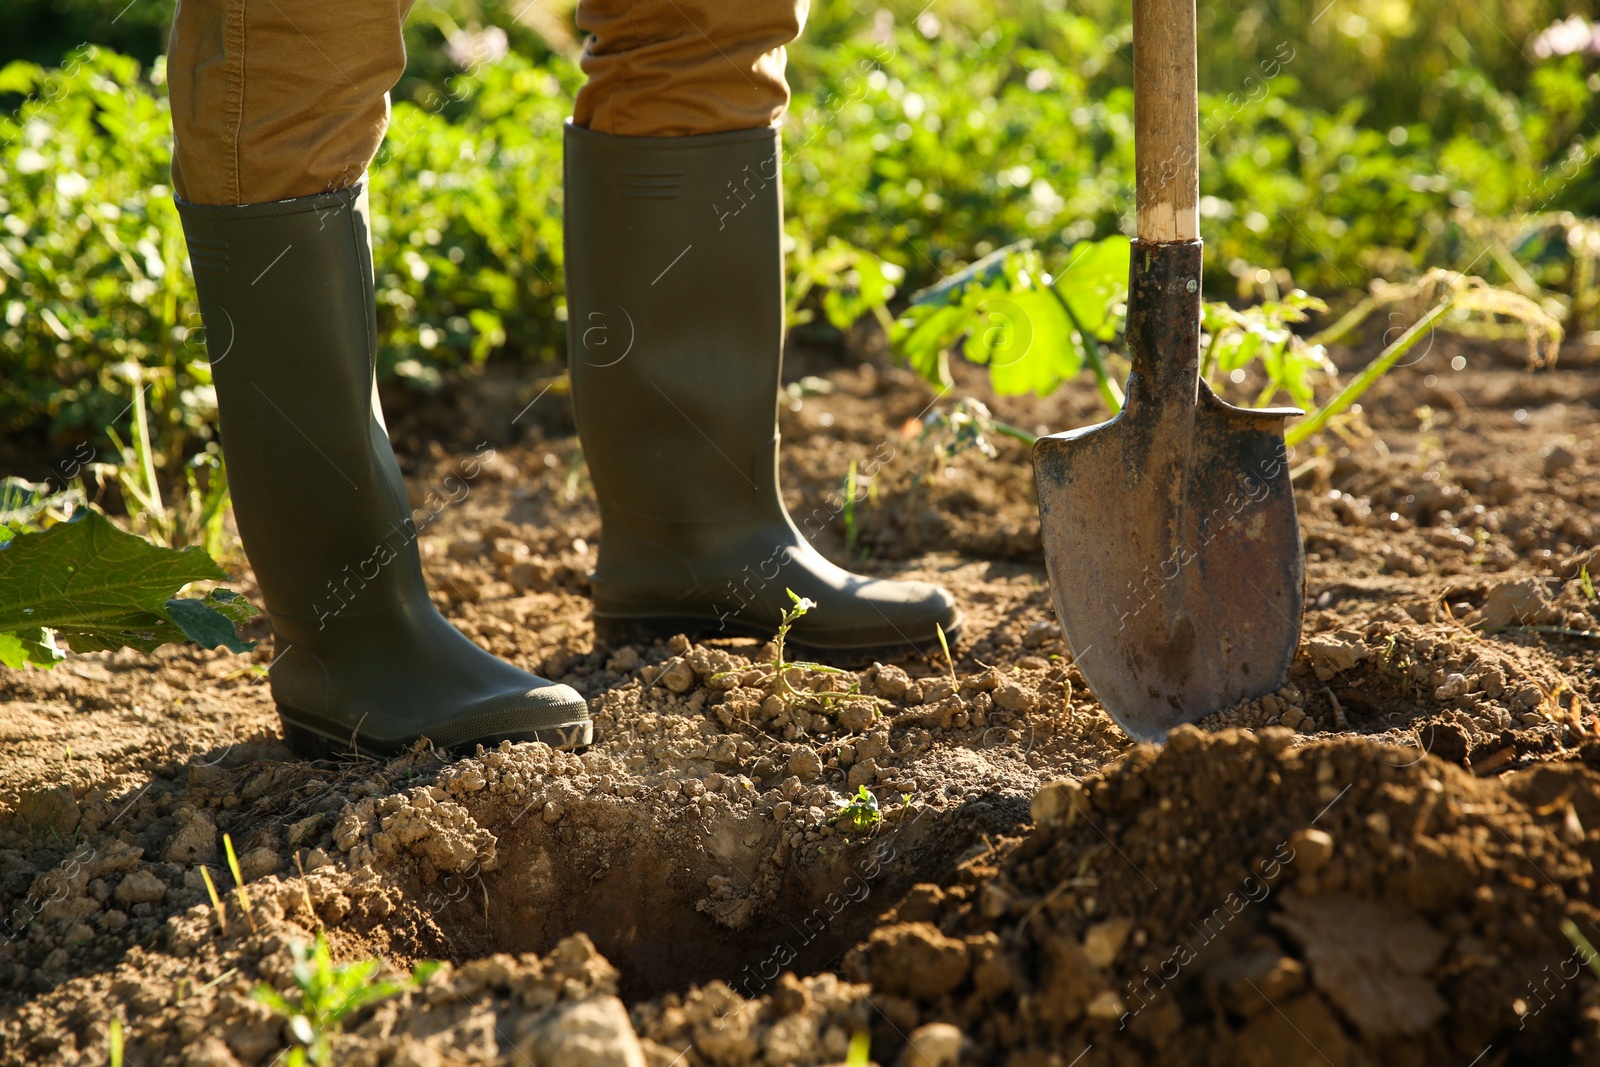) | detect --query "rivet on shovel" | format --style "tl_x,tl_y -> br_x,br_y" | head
1031,0 -> 1305,741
